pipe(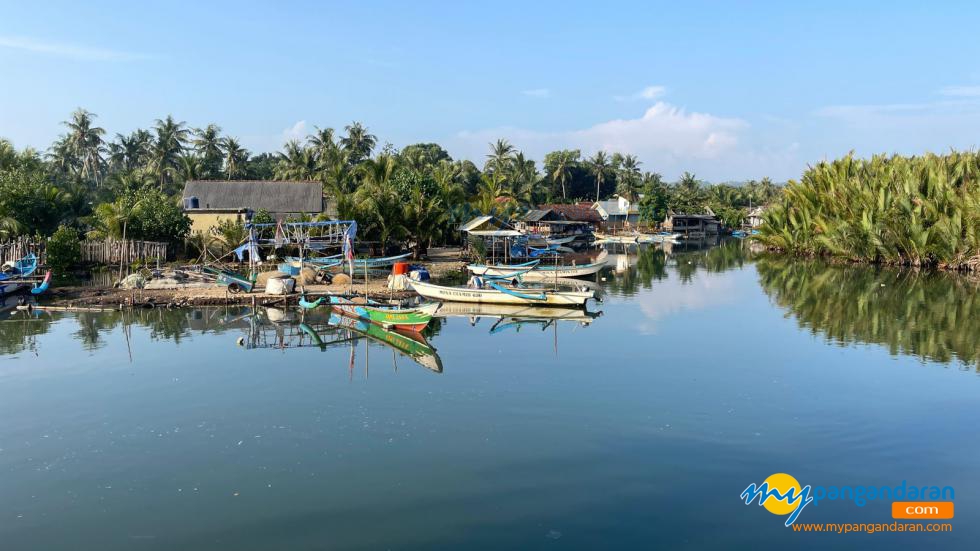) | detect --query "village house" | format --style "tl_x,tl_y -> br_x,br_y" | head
664,209 -> 722,237
592,195 -> 641,229
746,205 -> 766,228
181,180 -> 325,232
